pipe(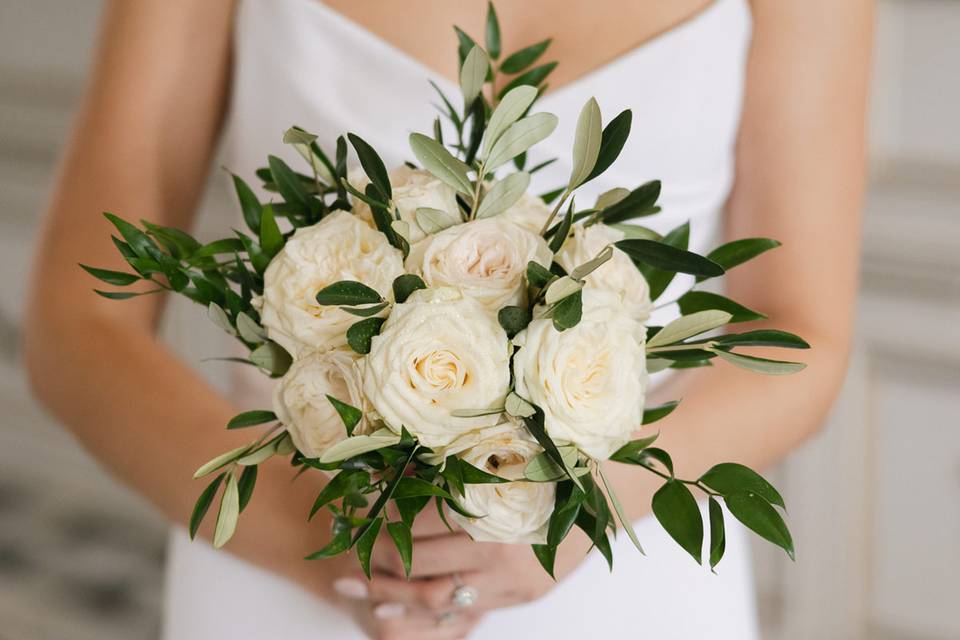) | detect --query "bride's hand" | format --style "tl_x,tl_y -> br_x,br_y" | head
330,509 -> 593,638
